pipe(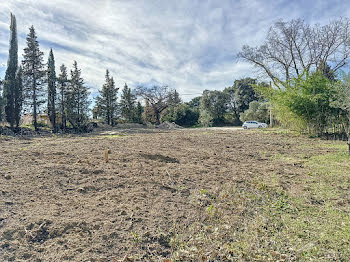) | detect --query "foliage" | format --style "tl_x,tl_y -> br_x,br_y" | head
47,49 -> 57,131
57,64 -> 69,129
223,78 -> 259,124
134,102 -> 143,124
162,104 -> 199,127
3,13 -> 20,129
135,85 -> 173,124
199,108 -> 213,127
199,90 -> 228,126
240,100 -> 269,124
256,72 -> 335,134
22,25 -> 46,131
14,66 -> 23,128
95,70 -> 119,125
0,81 -> 3,122
120,83 -> 136,122
330,72 -> 350,139
66,61 -> 90,131
142,100 -> 156,124
187,96 -> 201,111
232,78 -> 258,113
167,89 -> 181,105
